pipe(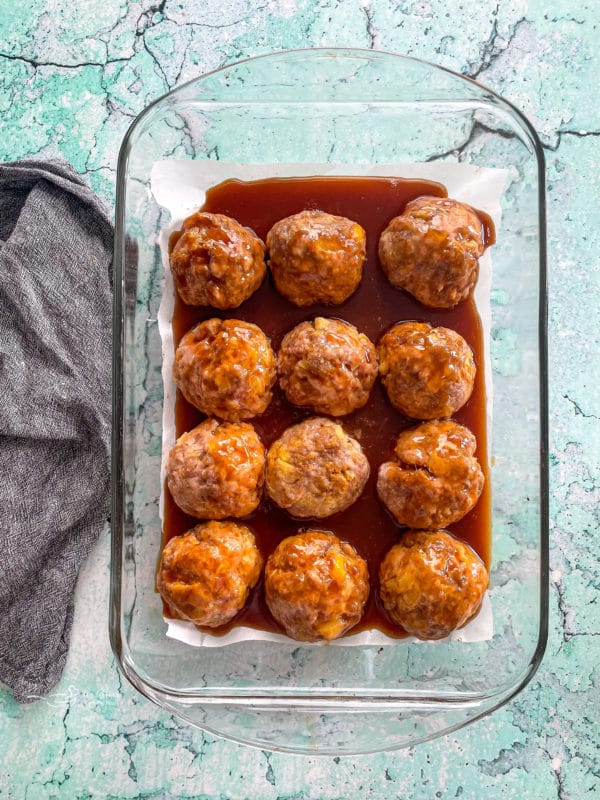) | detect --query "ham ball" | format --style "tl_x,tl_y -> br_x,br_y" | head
266,210 -> 366,306
170,212 -> 266,308
265,418 -> 369,519
379,530 -> 488,640
174,318 -> 276,421
166,419 -> 265,519
265,531 -> 369,641
378,196 -> 488,309
377,321 -> 475,419
158,521 -> 262,627
277,317 -> 377,416
377,419 -> 484,529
